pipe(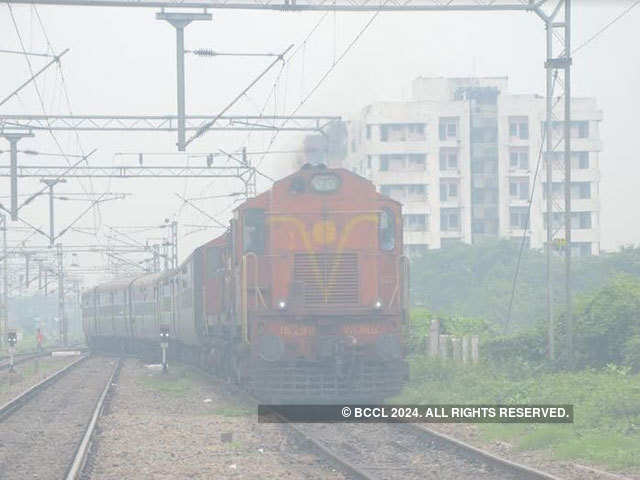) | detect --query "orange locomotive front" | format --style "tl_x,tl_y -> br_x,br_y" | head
204,164 -> 410,401
83,164 -> 409,402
